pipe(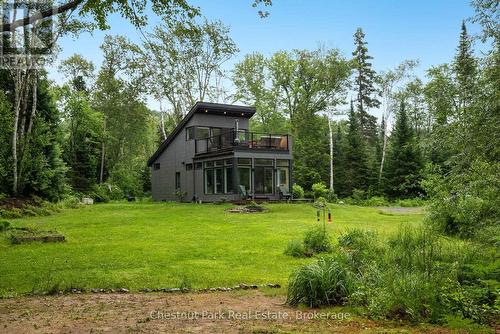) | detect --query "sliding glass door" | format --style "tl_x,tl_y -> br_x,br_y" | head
254,166 -> 273,194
